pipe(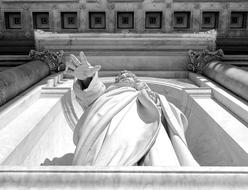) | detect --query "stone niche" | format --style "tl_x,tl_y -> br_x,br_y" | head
4,12 -> 22,29
0,70 -> 248,189
0,30 -> 248,188
33,12 -> 50,29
